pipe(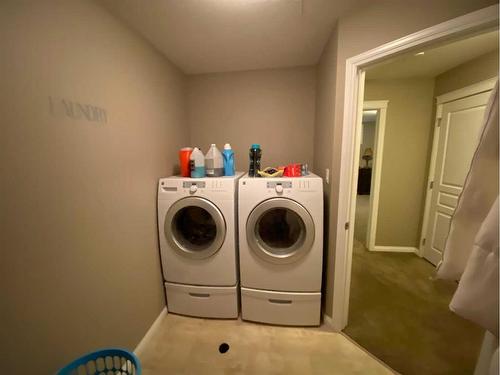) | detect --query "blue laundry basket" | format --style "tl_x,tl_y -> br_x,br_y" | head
56,348 -> 141,375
